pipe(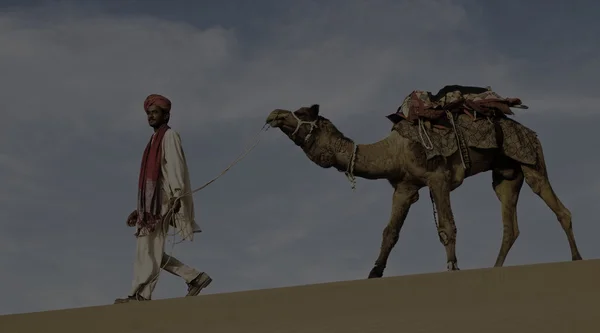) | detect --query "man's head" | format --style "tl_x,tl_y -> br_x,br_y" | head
143,94 -> 172,128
